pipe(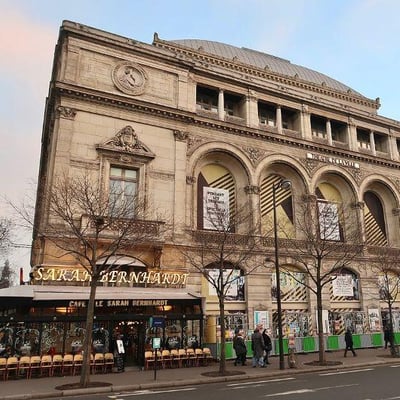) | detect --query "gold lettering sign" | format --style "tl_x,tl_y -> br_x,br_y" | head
34,267 -> 188,287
